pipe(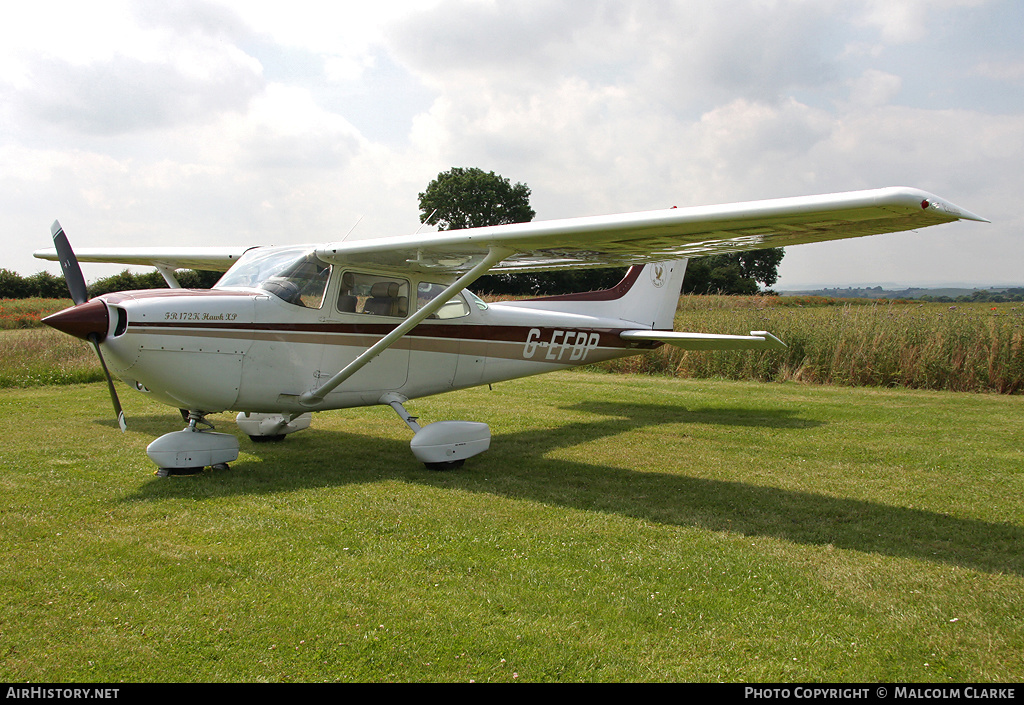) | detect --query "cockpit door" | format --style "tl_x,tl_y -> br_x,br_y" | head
315,270 -> 411,394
